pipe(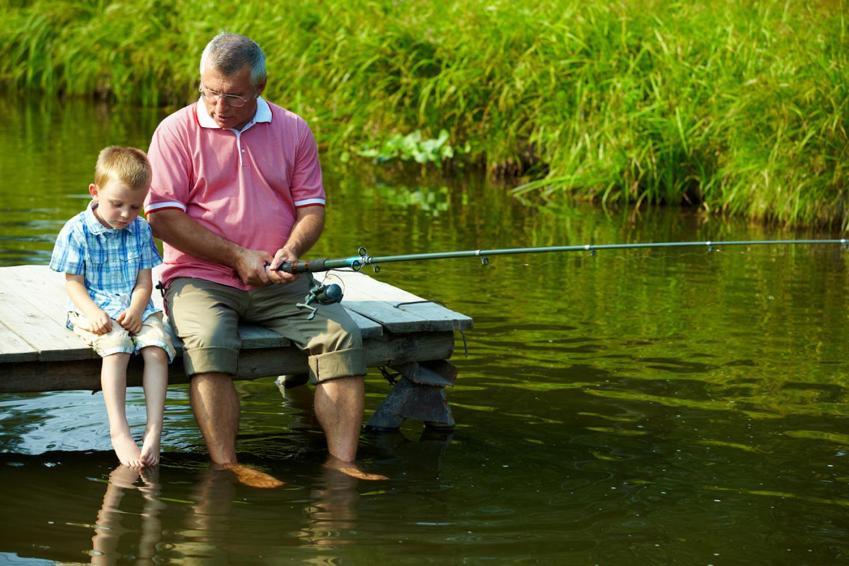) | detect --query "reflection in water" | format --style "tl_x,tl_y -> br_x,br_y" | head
299,466 -> 361,549
90,465 -> 164,564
